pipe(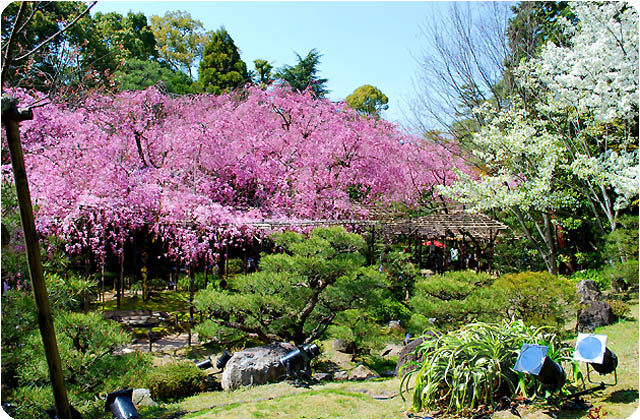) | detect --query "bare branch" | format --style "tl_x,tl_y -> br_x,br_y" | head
1,1 -> 28,83
13,1 -> 97,63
